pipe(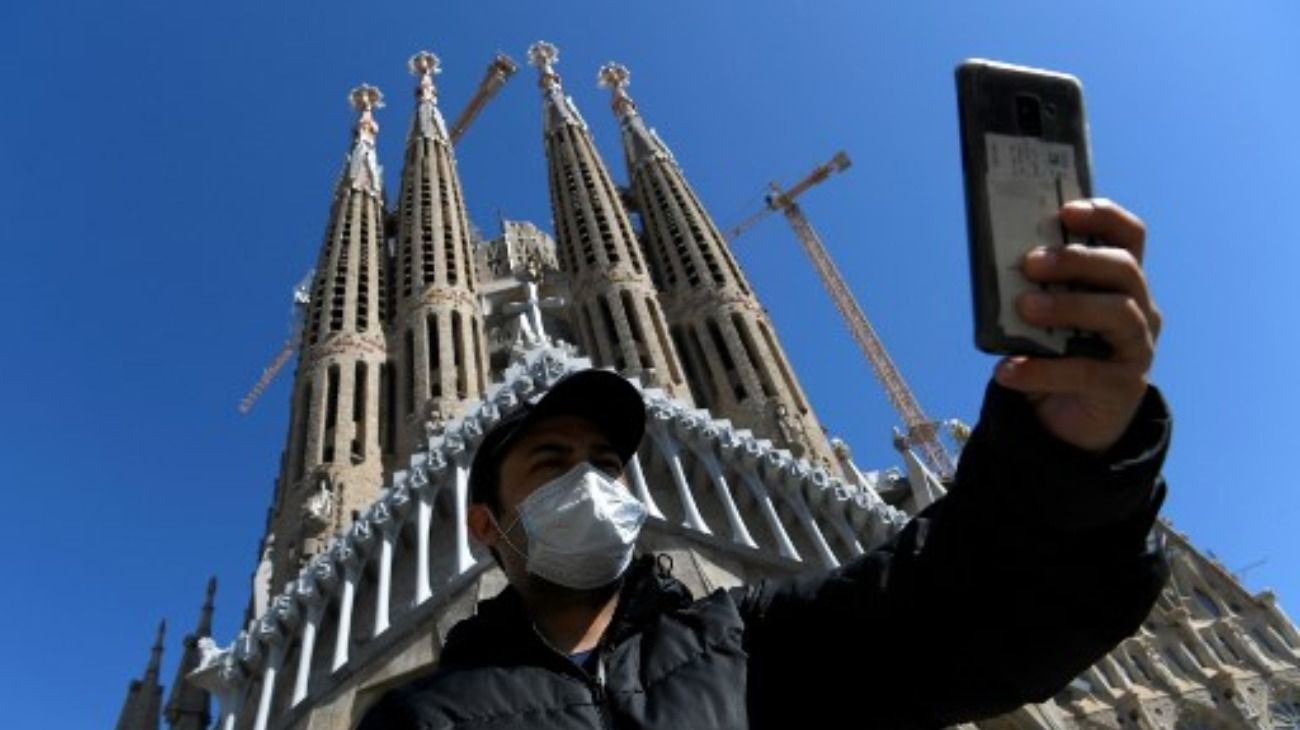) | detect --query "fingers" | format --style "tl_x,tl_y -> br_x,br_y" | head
995,355 -> 1146,400
1021,243 -> 1163,340
1017,291 -> 1156,368
1059,198 -> 1147,263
